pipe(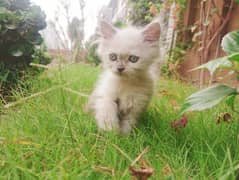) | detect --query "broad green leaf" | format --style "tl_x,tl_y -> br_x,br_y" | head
190,57 -> 232,76
228,53 -> 239,62
222,31 -> 239,54
10,49 -> 23,57
179,85 -> 237,115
